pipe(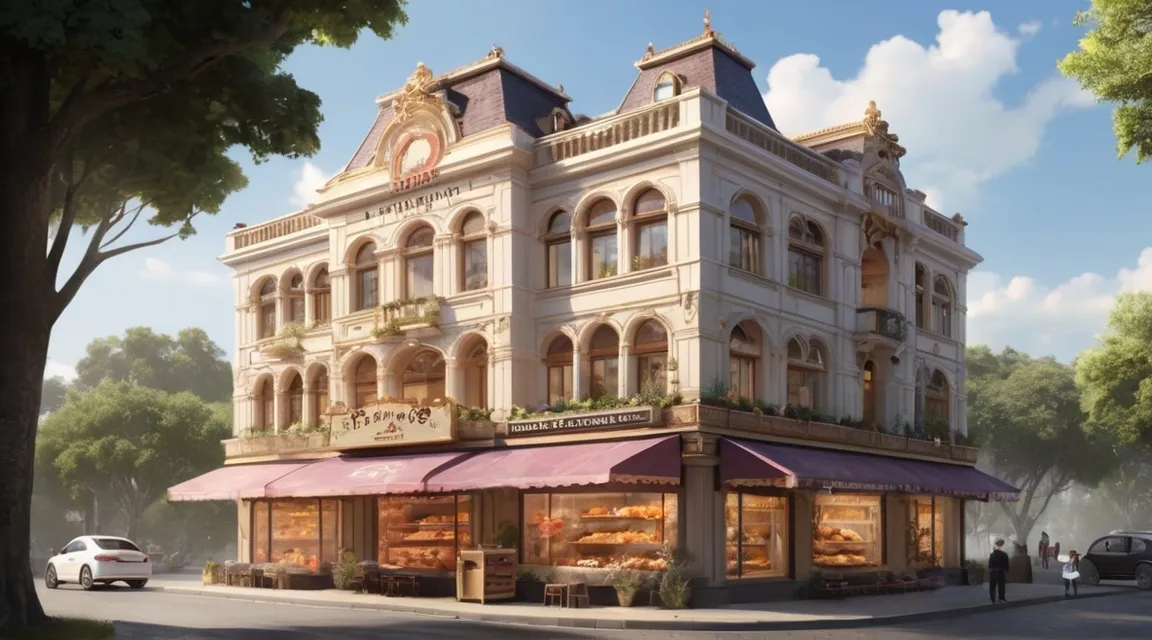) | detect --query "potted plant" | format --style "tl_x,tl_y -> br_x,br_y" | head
332,550 -> 359,591
496,521 -> 519,549
657,545 -> 694,609
605,566 -> 644,607
202,560 -> 219,585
